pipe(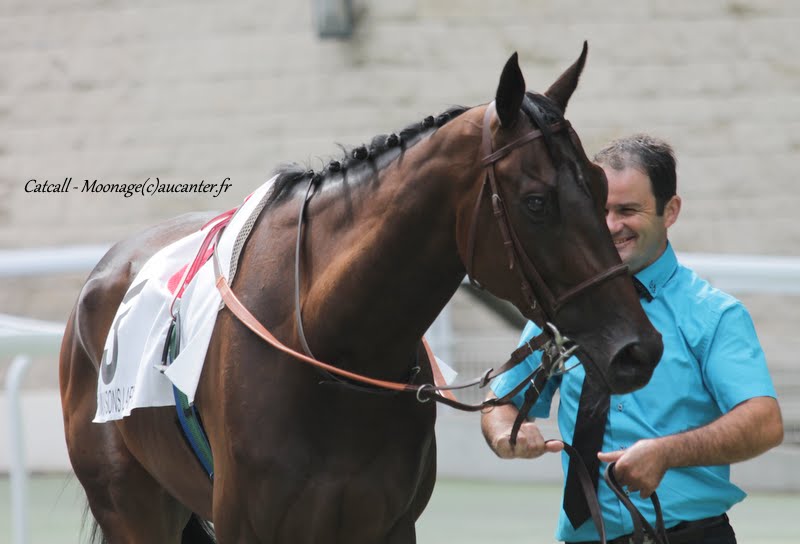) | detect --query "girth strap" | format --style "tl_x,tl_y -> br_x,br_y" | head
163,316 -> 214,479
